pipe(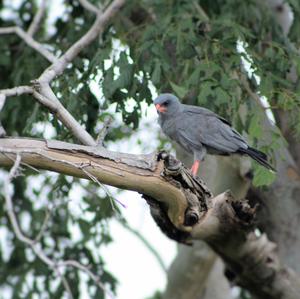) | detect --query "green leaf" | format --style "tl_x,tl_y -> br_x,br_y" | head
151,61 -> 162,85
253,165 -> 276,187
170,81 -> 188,98
249,114 -> 262,139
